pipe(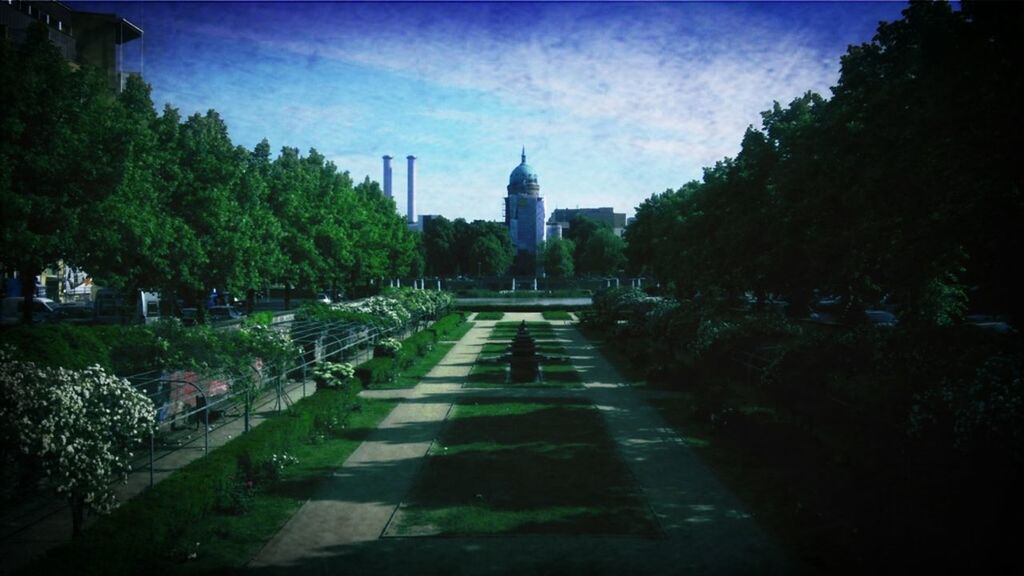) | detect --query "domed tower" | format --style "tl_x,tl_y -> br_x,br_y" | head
507,148 -> 540,196
504,148 -> 546,268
